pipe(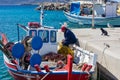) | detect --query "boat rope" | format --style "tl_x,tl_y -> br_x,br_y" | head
41,72 -> 50,80
84,40 -> 93,59
98,43 -> 110,80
